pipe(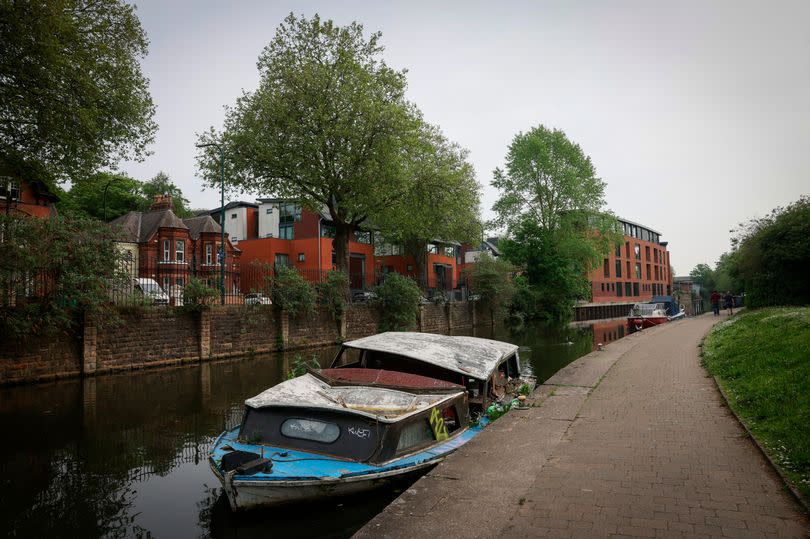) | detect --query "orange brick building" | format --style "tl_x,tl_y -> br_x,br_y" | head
1,176 -> 59,218
588,218 -> 672,304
